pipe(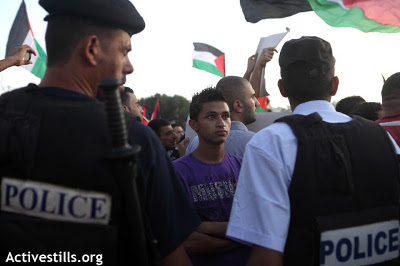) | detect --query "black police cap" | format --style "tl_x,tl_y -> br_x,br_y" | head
39,0 -> 145,36
279,36 -> 335,78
